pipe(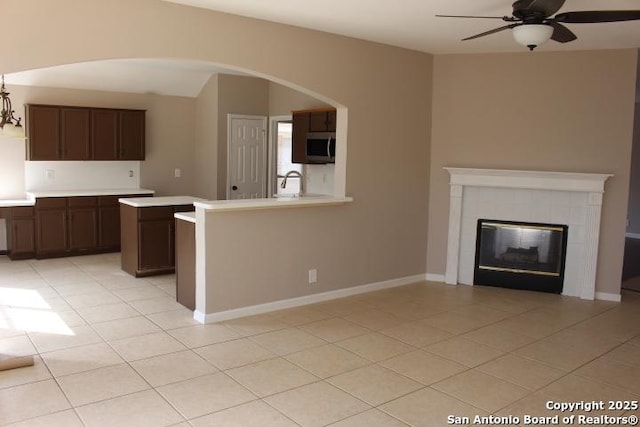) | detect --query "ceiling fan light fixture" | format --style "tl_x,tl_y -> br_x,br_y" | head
512,24 -> 554,50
